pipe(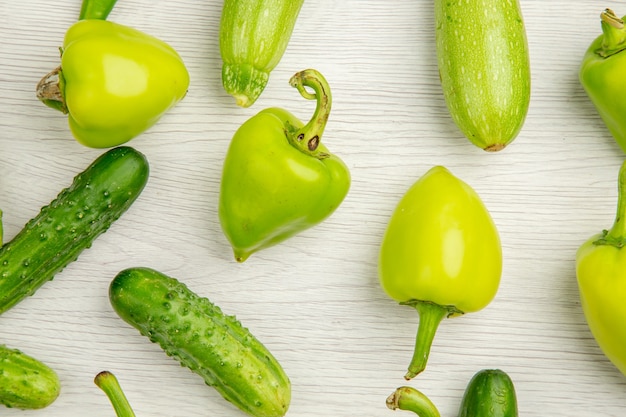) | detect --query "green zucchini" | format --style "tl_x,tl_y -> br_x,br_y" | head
219,0 -> 304,108
458,369 -> 518,417
435,0 -> 530,151
0,344 -> 60,409
108,267 -> 291,417
0,146 -> 149,315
